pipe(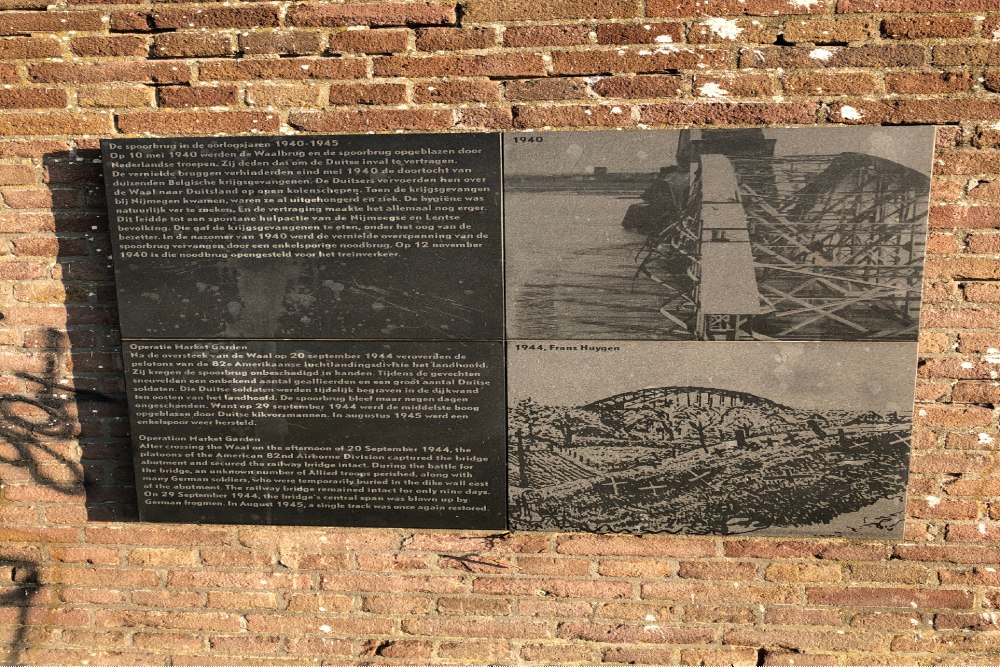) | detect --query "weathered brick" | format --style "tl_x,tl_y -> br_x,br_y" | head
240,31 -> 324,56
290,109 -> 453,132
557,534 -> 715,558
551,48 -> 731,75
152,33 -> 234,58
886,71 -> 971,95
640,102 -> 818,125
0,11 -> 104,35
514,105 -> 633,128
695,72 -> 776,97
412,79 -> 499,104
246,84 -> 323,108
595,22 -> 684,45
200,58 -> 367,81
503,25 -> 591,48
464,0 -> 639,21
782,71 -> 879,96
328,82 -> 409,106
782,17 -> 876,43
29,62 -> 191,85
0,36 -> 62,59
0,112 -> 112,136
289,2 -> 455,27
0,164 -> 35,185
329,28 -> 410,54
807,586 -> 974,609
78,85 -> 154,109
70,35 -> 148,57
933,45 -> 1000,67
838,0 -> 996,9
374,53 -> 546,77
884,16 -> 976,40
415,27 -> 497,51
650,0 -> 831,16
151,6 -> 279,29
592,74 -> 687,99
117,111 -> 280,136
742,44 -> 925,69
158,86 -> 240,109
